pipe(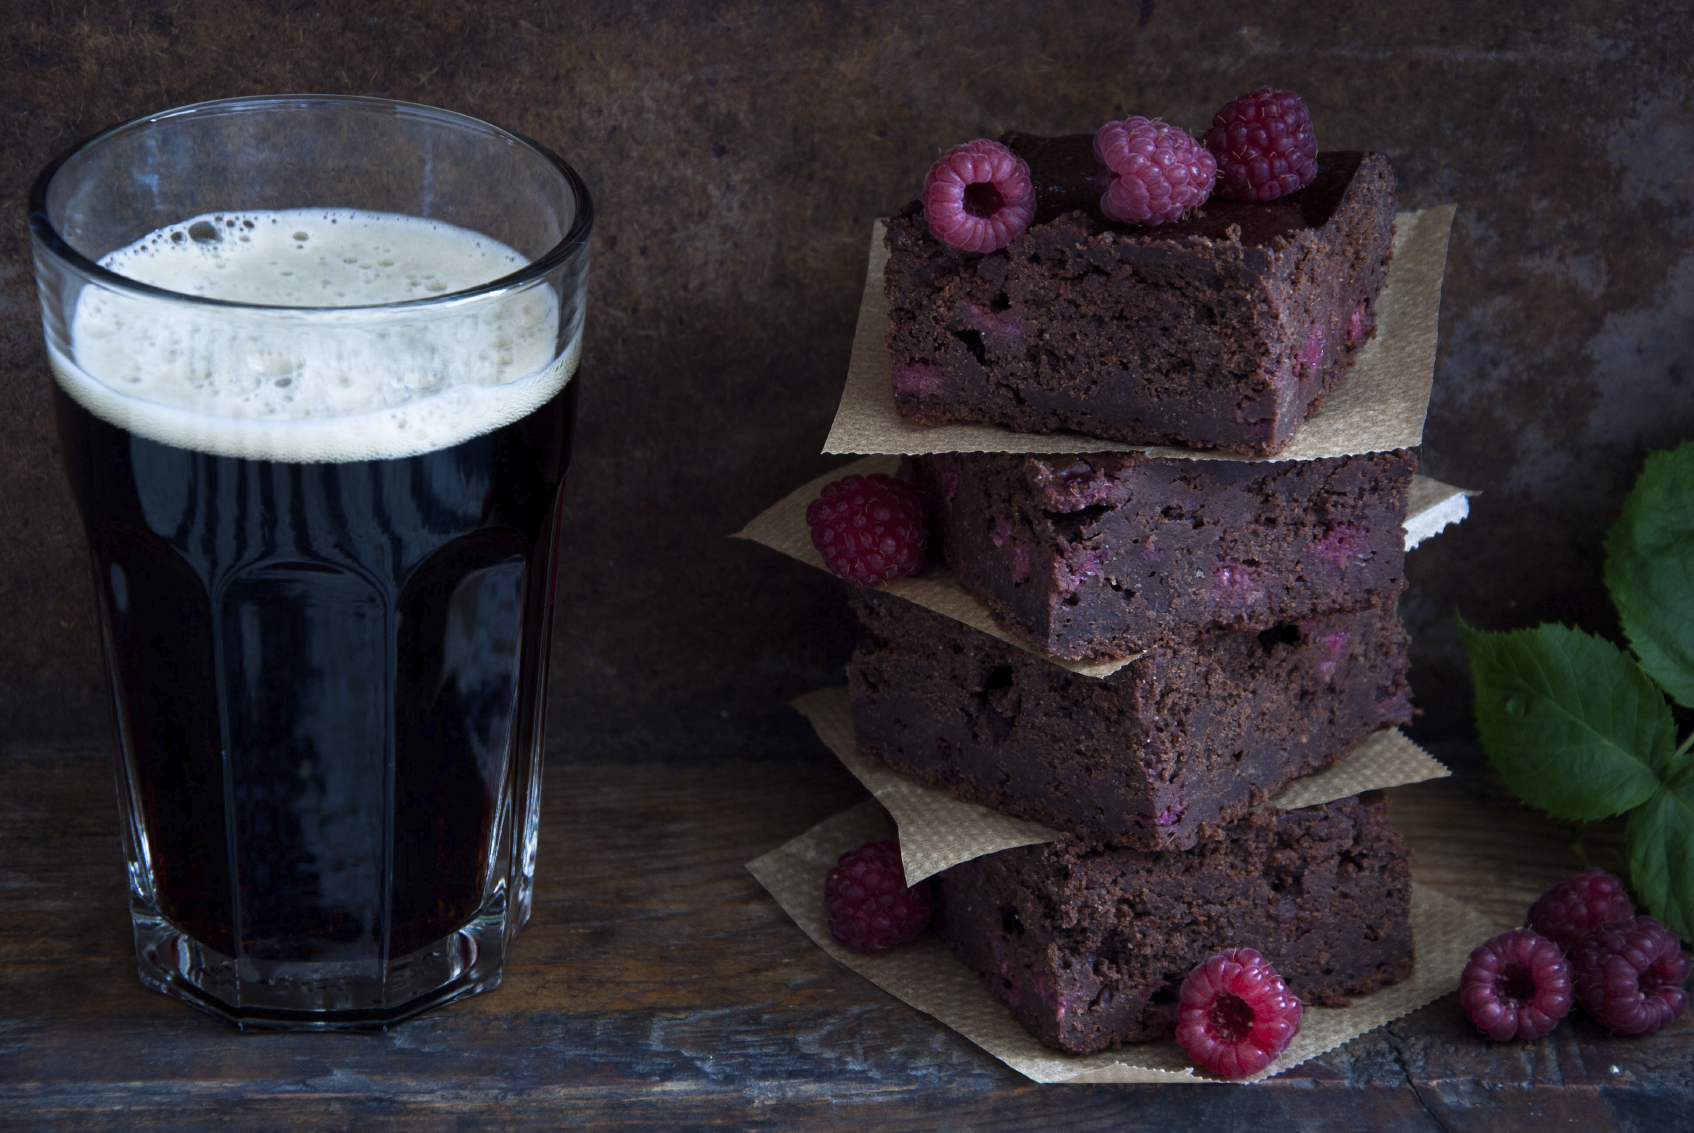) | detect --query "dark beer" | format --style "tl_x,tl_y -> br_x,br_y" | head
55,379 -> 574,967
33,97 -> 592,1025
